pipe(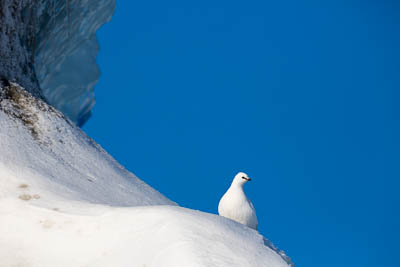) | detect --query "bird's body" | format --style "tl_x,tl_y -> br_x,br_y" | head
218,172 -> 258,230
